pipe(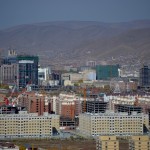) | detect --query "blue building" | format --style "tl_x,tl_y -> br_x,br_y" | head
17,55 -> 39,88
139,65 -> 150,89
96,65 -> 119,80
